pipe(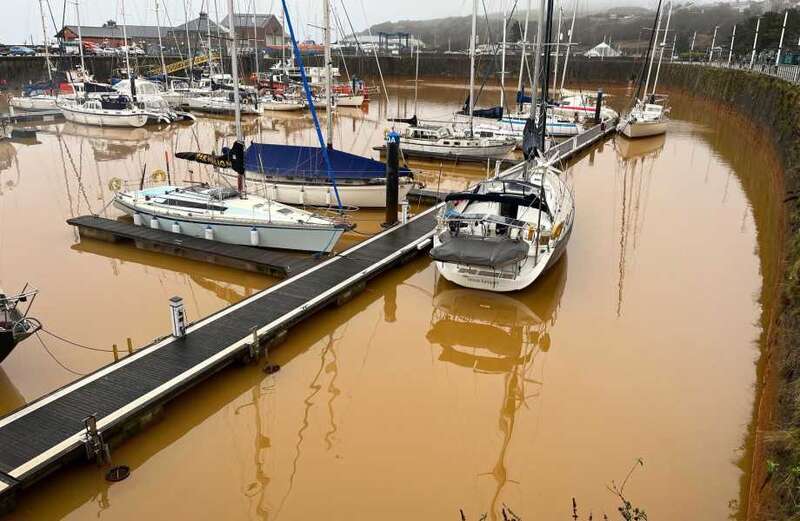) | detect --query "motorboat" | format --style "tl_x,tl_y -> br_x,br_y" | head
243,143 -> 416,208
0,285 -> 41,364
113,183 -> 350,252
430,166 -> 574,292
57,95 -> 150,128
260,93 -> 305,112
552,90 -> 618,122
113,79 -> 195,123
187,92 -> 264,116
